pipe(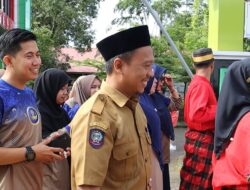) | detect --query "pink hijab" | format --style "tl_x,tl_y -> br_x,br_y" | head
68,75 -> 100,106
